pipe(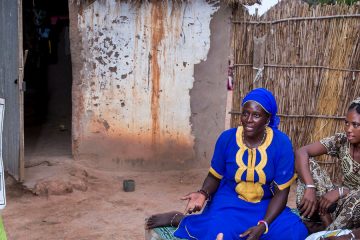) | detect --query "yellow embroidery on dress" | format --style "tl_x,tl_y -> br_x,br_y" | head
234,127 -> 273,202
209,167 -> 223,179
246,148 -> 256,182
235,149 -> 247,182
236,182 -> 264,203
276,174 -> 297,190
256,128 -> 273,184
255,148 -> 267,184
235,127 -> 247,182
261,127 -> 273,149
